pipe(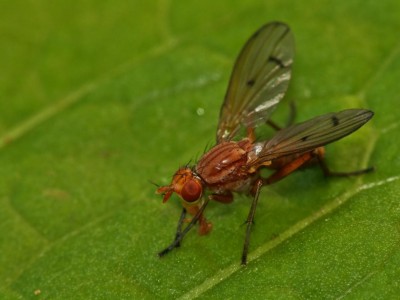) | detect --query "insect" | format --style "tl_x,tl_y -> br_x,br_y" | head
156,22 -> 374,265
